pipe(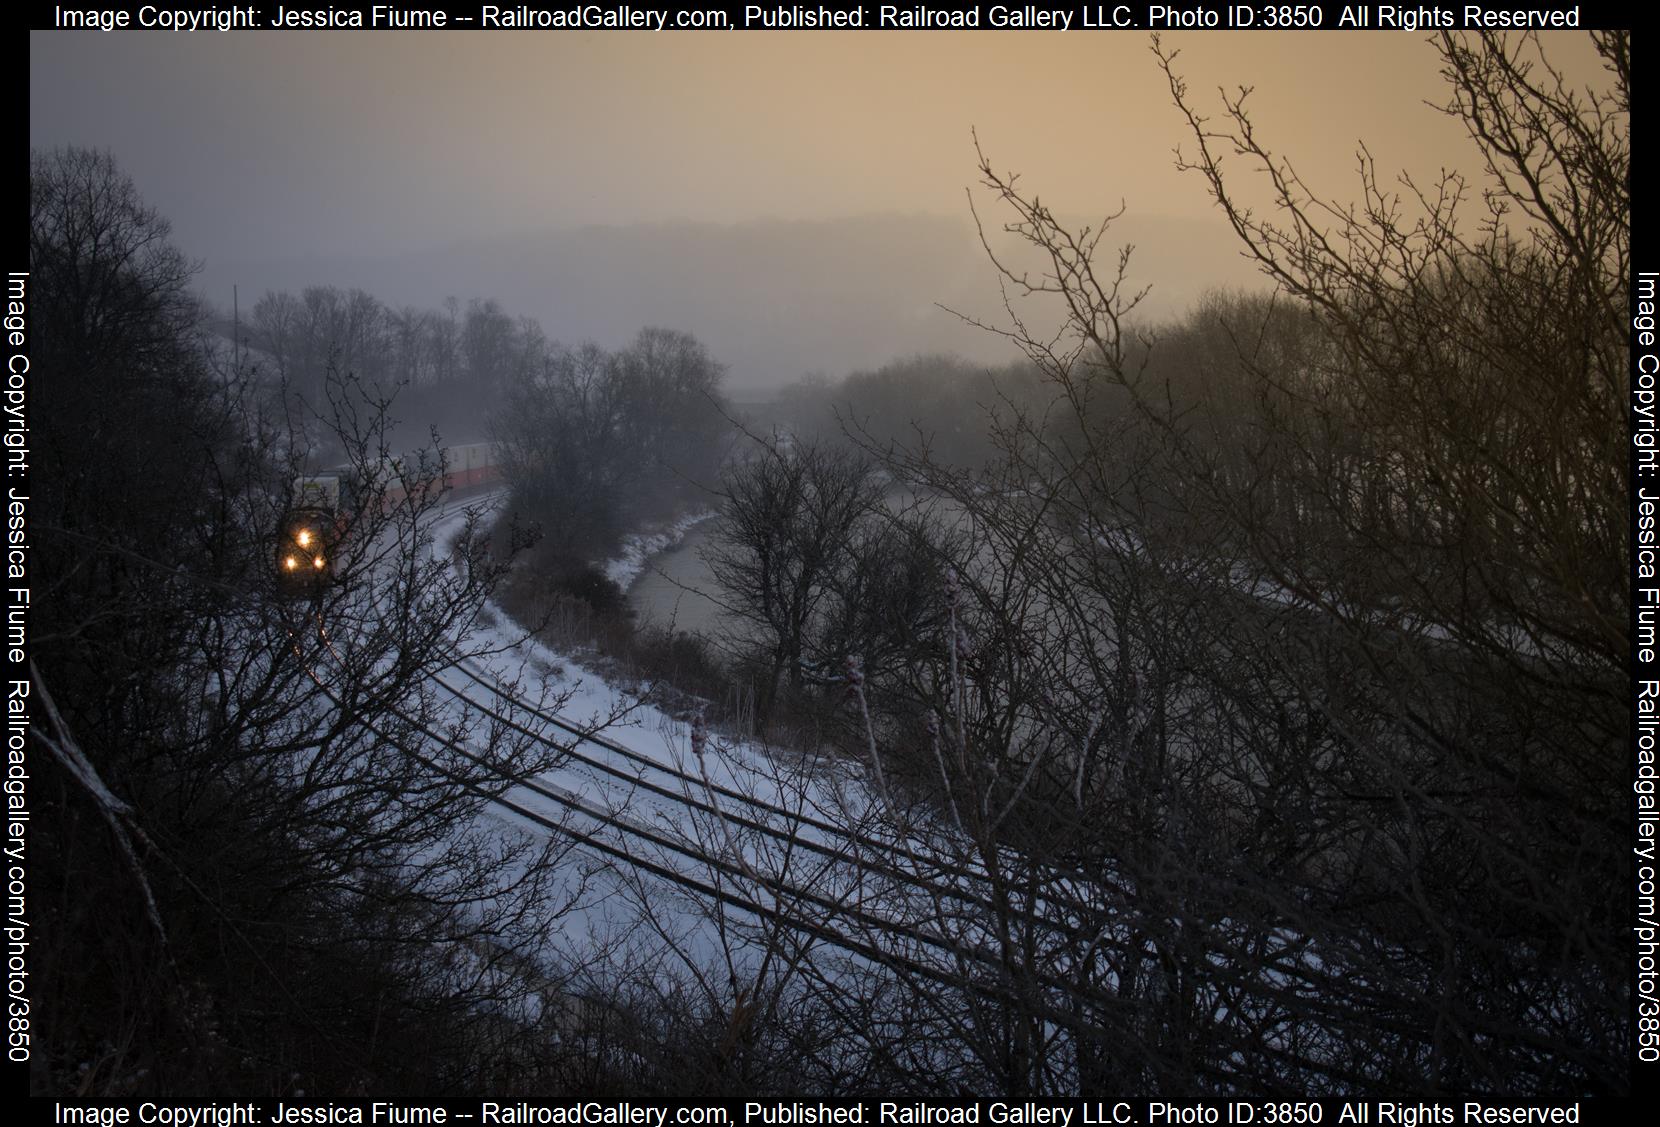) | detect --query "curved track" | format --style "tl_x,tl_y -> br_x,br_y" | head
280,487 -> 1349,1085
294,615 -> 1163,1043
